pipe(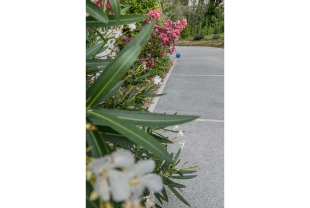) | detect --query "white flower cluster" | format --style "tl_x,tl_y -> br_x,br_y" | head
87,150 -> 163,207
